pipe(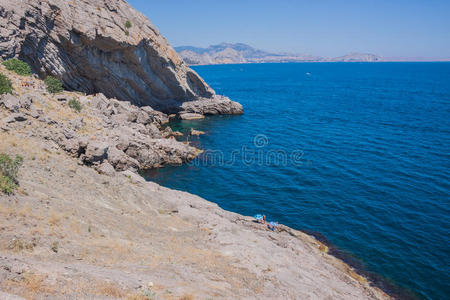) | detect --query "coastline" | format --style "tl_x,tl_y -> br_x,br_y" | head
0,0 -> 445,298
0,68 -> 392,299
303,230 -> 418,300
0,130 -> 392,299
145,163 -> 417,300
